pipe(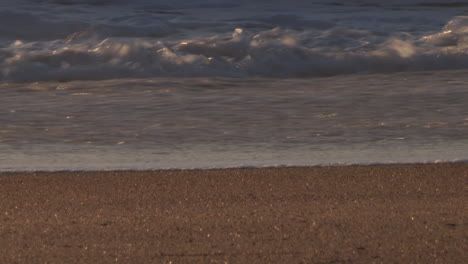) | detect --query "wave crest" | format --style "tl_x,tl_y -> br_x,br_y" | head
2,16 -> 468,81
